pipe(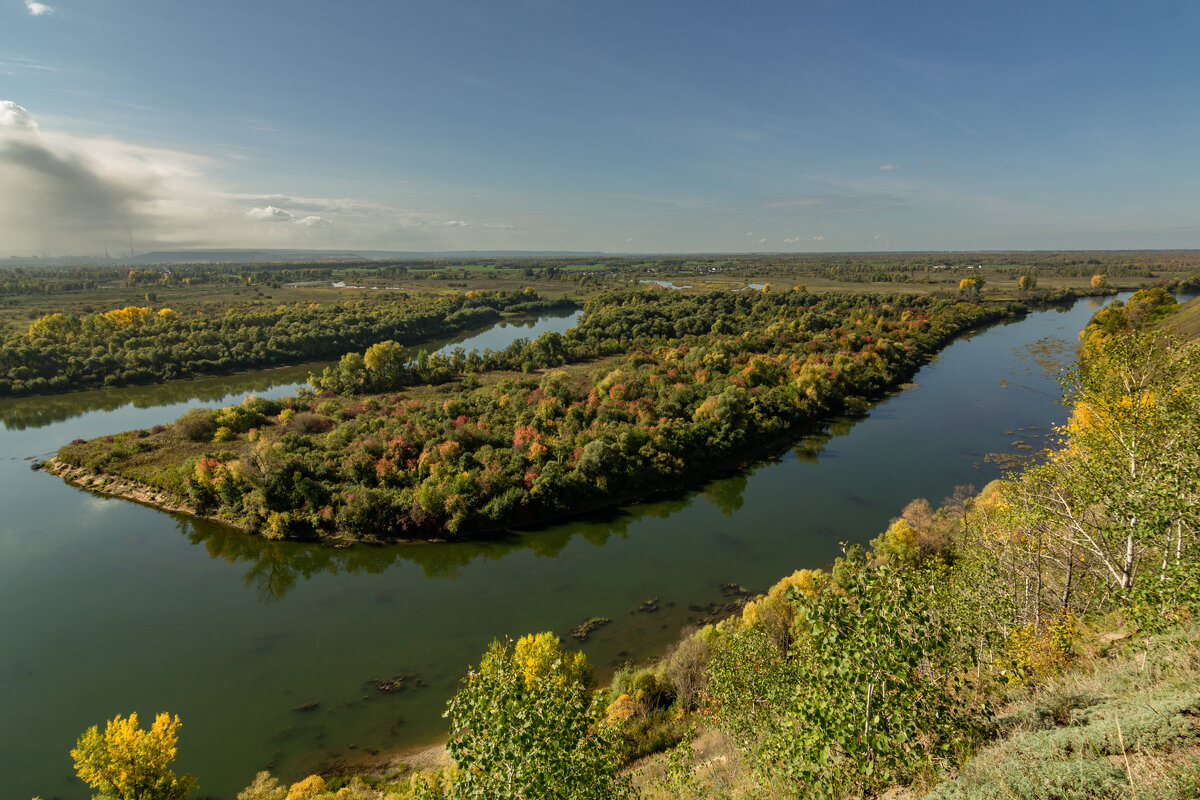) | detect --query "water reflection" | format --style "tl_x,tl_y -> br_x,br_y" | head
700,475 -> 747,516
186,502 -> 641,600
0,366 -> 316,430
